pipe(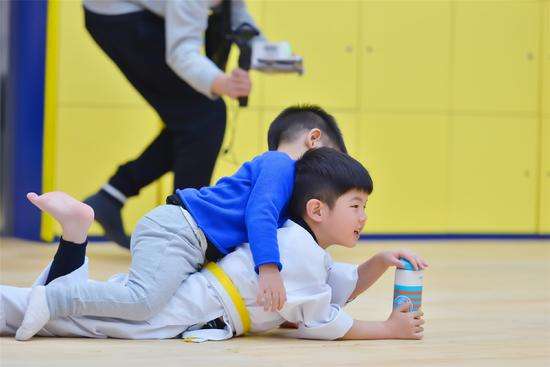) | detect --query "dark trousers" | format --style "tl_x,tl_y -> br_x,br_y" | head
84,9 -> 227,197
